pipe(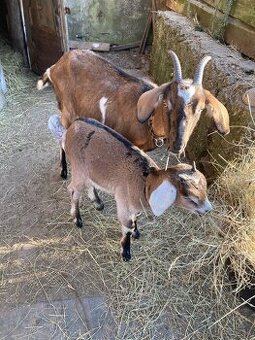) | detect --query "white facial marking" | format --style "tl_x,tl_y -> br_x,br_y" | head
197,198 -> 213,214
149,180 -> 177,217
99,96 -> 108,124
48,114 -> 66,142
178,80 -> 196,104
